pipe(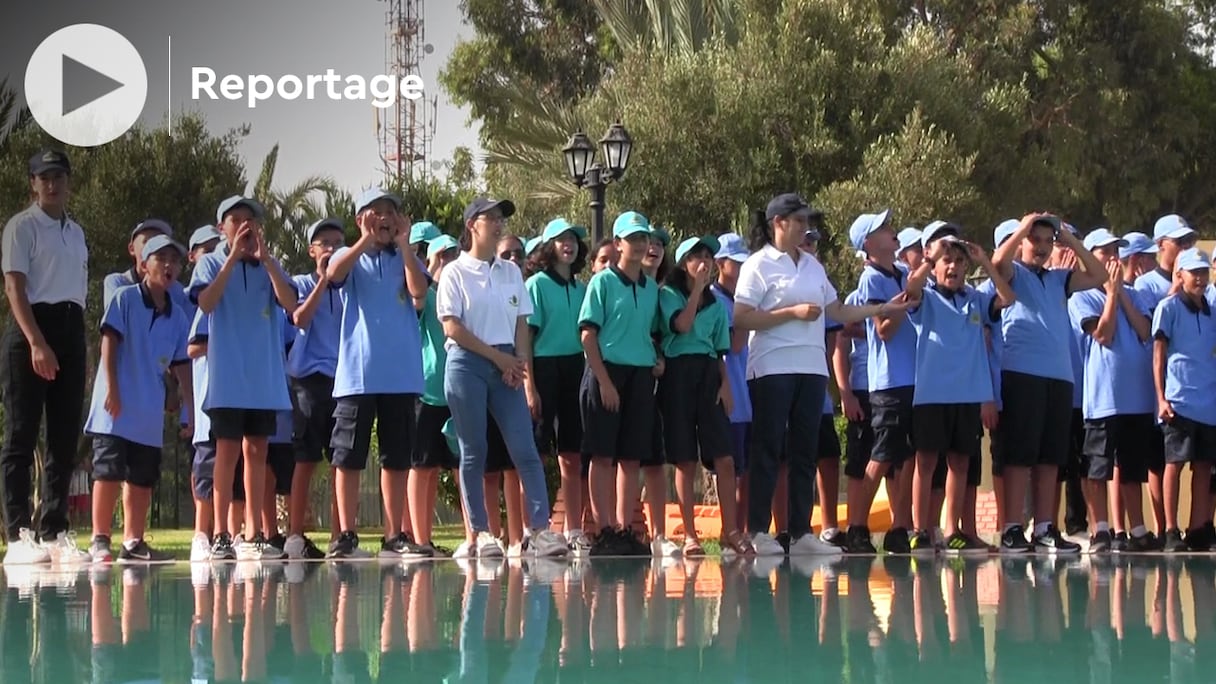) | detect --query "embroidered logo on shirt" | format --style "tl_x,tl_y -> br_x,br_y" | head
969,310 -> 981,325
262,306 -> 270,319
158,356 -> 169,370
508,294 -> 519,307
